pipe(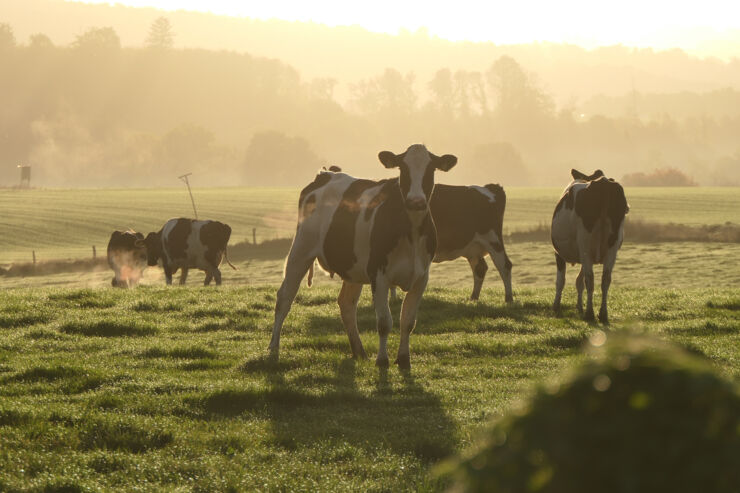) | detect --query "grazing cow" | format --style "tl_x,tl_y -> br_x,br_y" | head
551,169 -> 629,323
430,184 -> 513,302
269,144 -> 458,369
144,218 -> 235,286
107,230 -> 148,288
